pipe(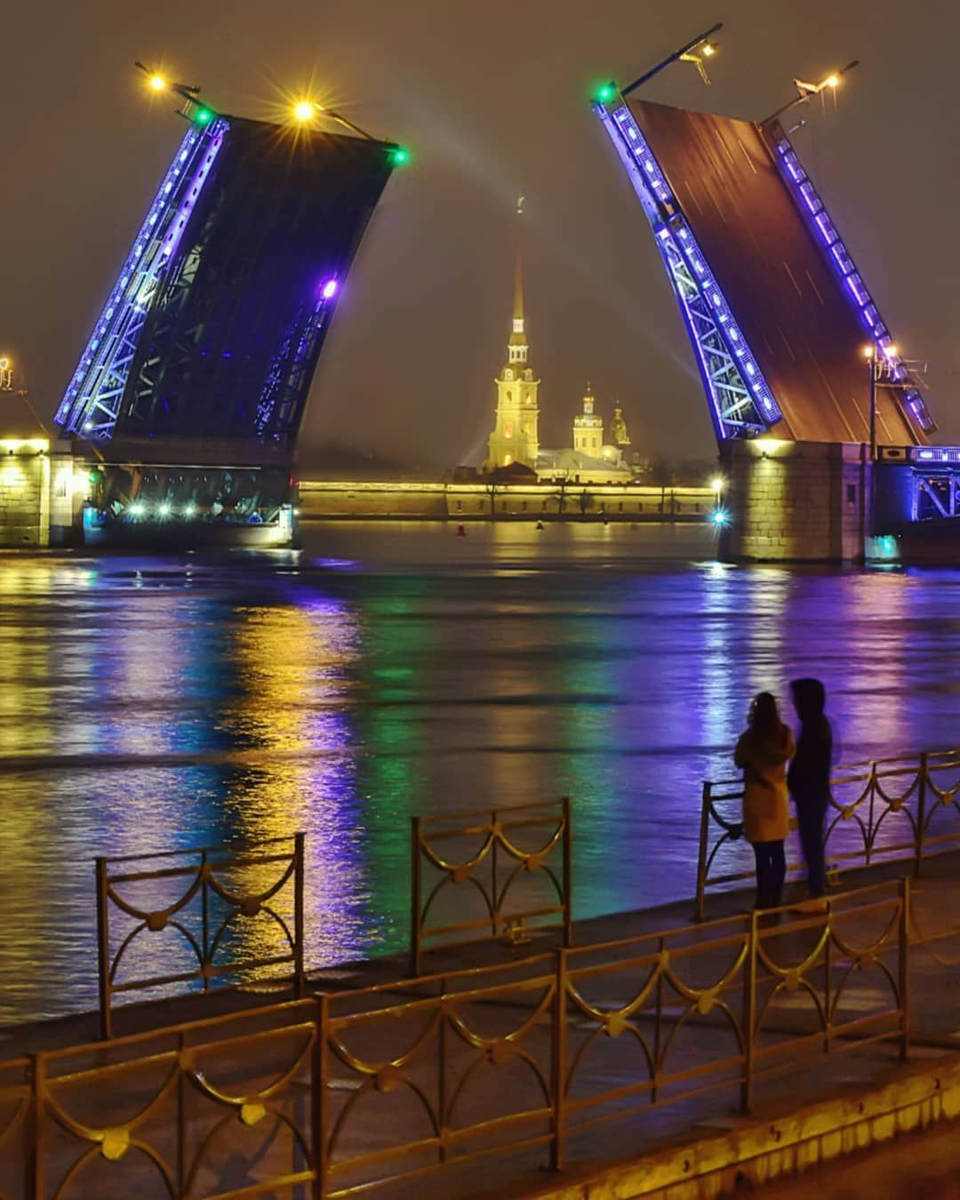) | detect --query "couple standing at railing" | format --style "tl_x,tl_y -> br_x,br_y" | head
735,679 -> 832,914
